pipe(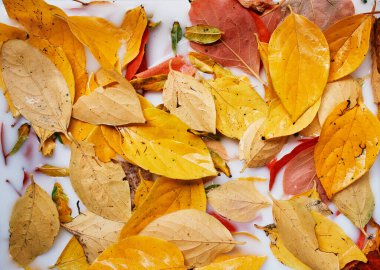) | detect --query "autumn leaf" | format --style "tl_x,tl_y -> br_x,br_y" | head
207,180 -> 270,222
36,164 -> 70,177
132,171 -> 154,209
325,14 -> 372,82
256,41 -> 276,101
185,25 -> 223,44
332,173 -> 374,232
314,101 -> 380,198
62,211 -> 123,263
268,11 -> 329,121
195,255 -> 266,270
188,52 -> 217,74
171,21 -> 182,55
280,0 -> 355,30
85,125 -> 116,162
140,209 -> 237,267
52,237 -> 89,270
372,18 -> 380,106
89,236 -> 185,270
163,68 -> 216,133
120,177 -> 206,238
6,123 -> 30,159
52,183 -> 73,223
299,116 -> 321,137
261,7 -> 281,36
189,0 -> 262,81
130,74 -> 167,91
210,150 -> 231,178
70,141 -> 131,222
9,181 -> 60,266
